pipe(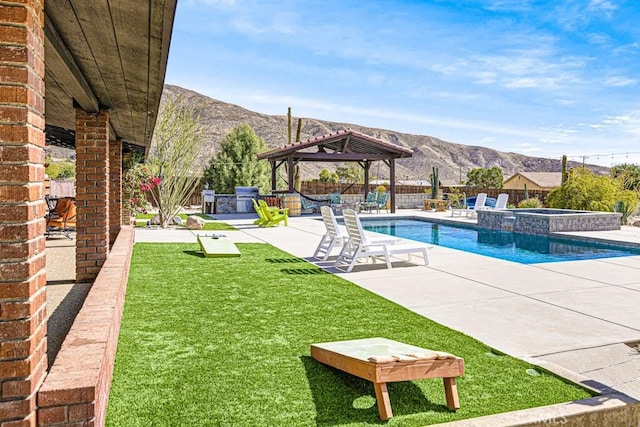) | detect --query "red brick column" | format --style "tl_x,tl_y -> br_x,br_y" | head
0,0 -> 48,425
75,108 -> 110,283
109,139 -> 122,245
